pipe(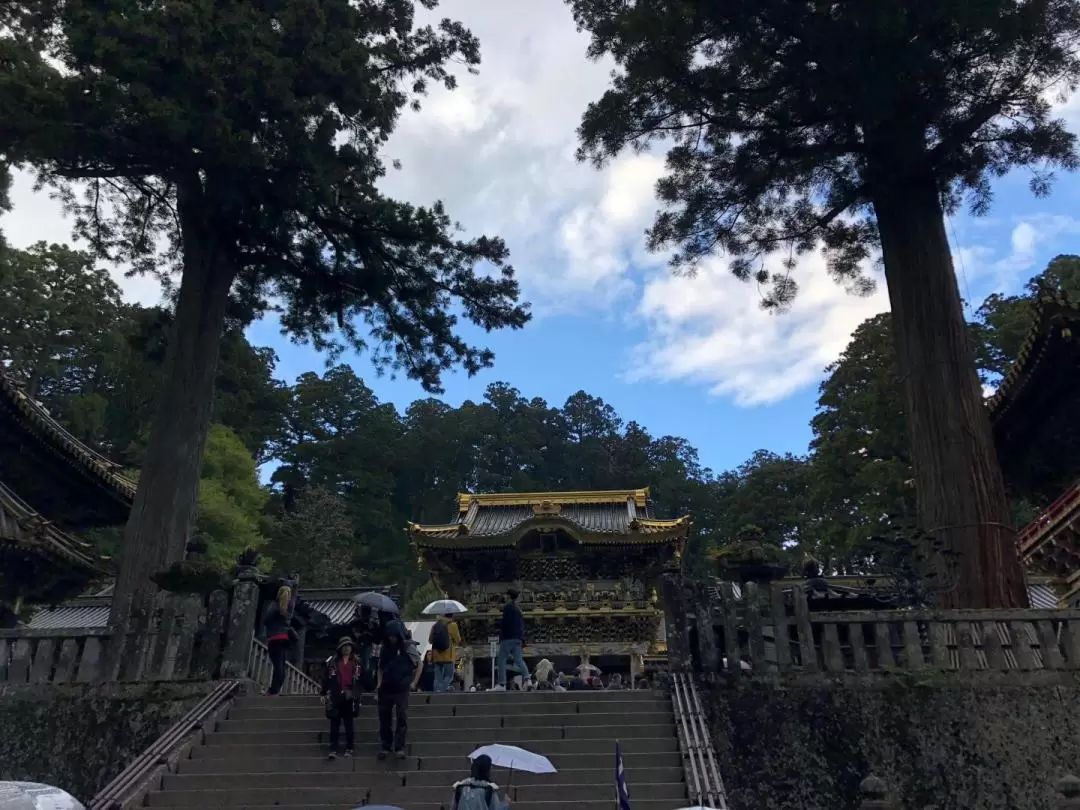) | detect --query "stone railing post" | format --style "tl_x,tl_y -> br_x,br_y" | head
859,774 -> 896,810
1057,774 -> 1080,809
660,568 -> 690,671
219,578 -> 260,679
